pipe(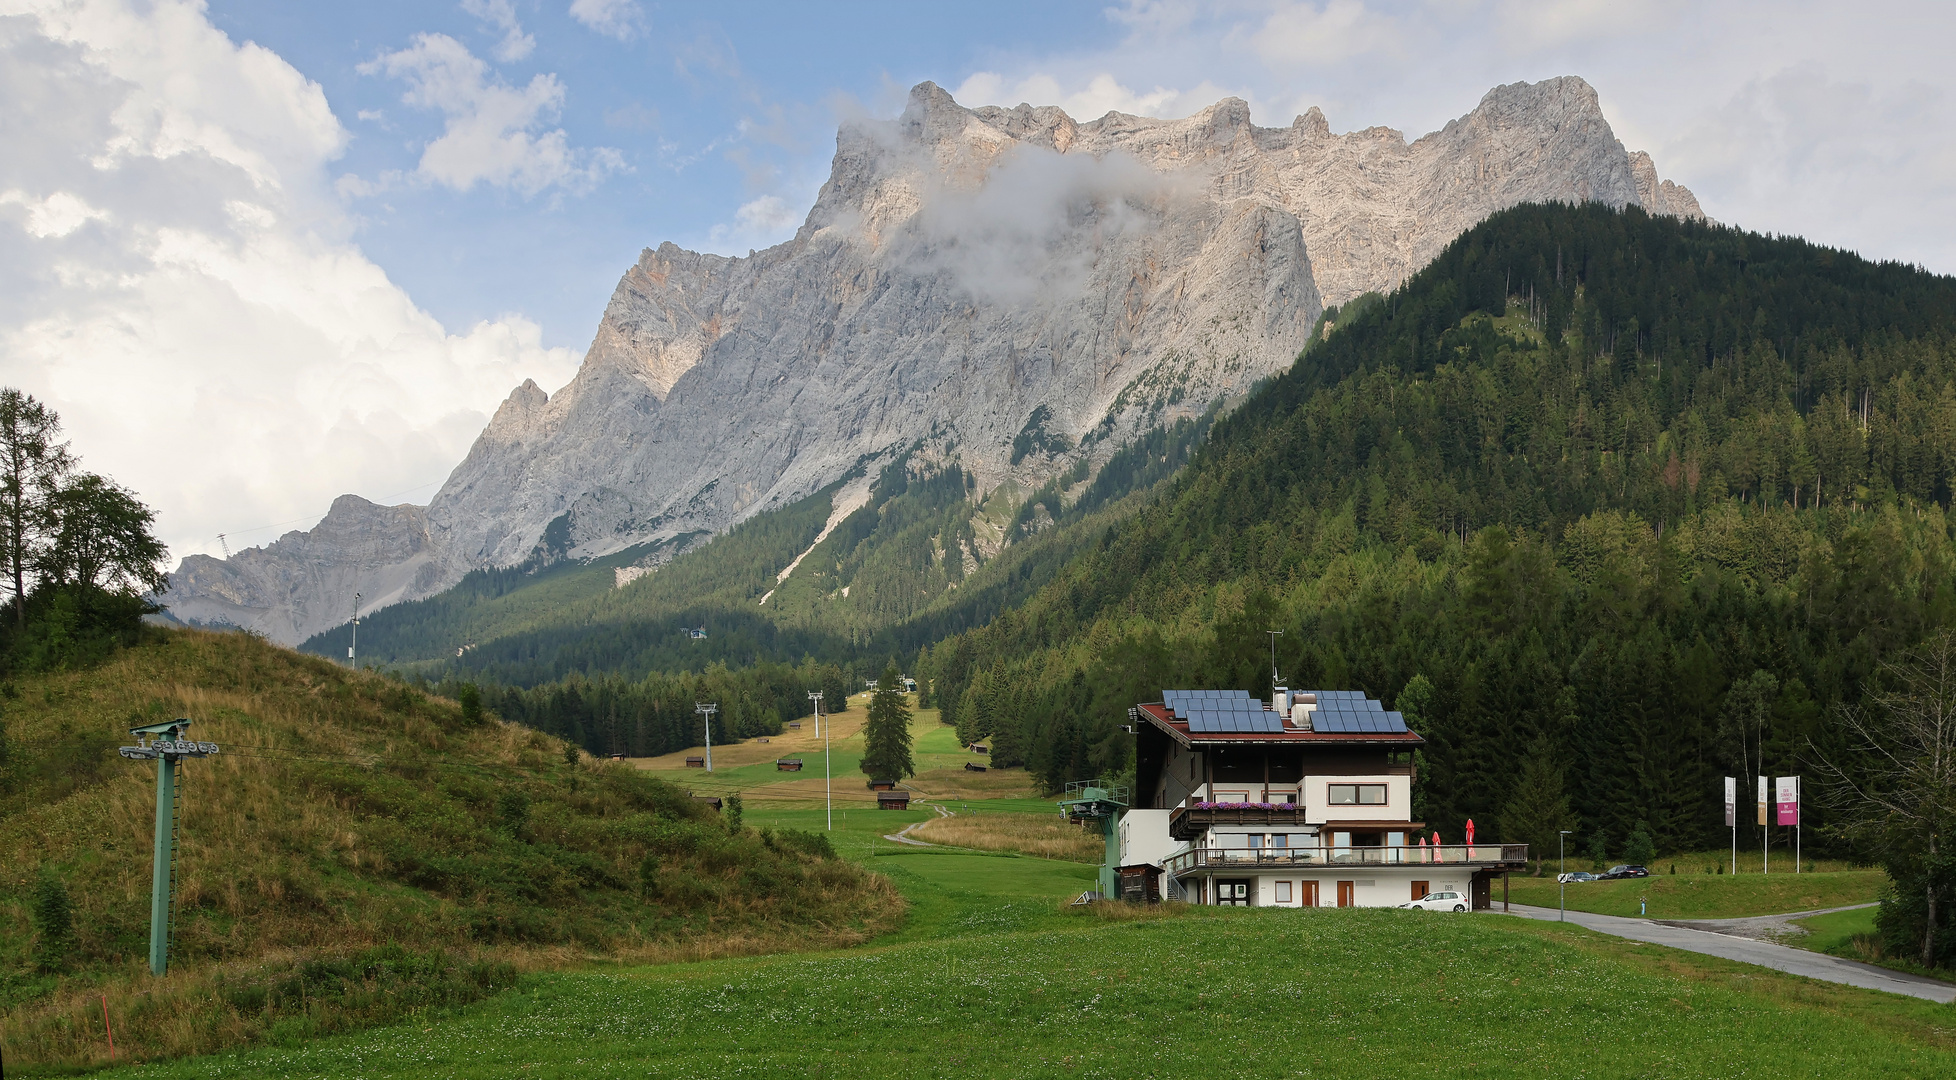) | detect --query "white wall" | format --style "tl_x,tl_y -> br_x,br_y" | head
1301,774 -> 1413,824
1247,870 -> 1468,907
1119,809 -> 1179,868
